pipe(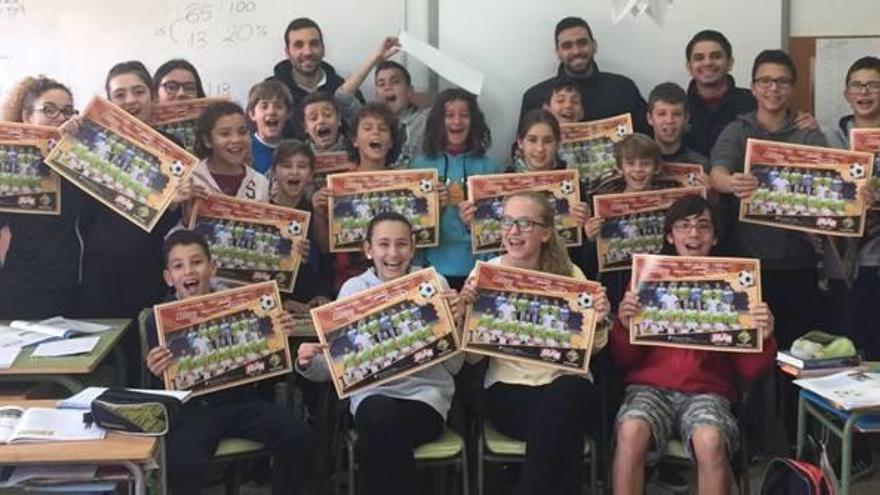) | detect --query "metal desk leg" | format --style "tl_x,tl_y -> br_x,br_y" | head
796,392 -> 806,459
120,460 -> 146,495
839,412 -> 864,495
